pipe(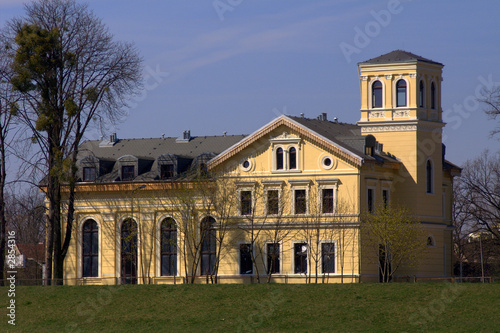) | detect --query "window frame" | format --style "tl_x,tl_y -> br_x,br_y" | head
238,188 -> 254,216
367,186 -> 376,213
121,165 -> 135,181
120,218 -> 138,284
238,242 -> 254,275
419,80 -> 425,108
293,188 -> 308,215
426,158 -> 434,194
396,78 -> 407,107
200,216 -> 217,276
266,188 -> 280,216
160,164 -> 175,180
83,166 -> 97,182
292,241 -> 308,275
372,80 -> 383,108
320,241 -> 337,274
265,242 -> 281,275
160,217 -> 177,276
81,219 -> 99,278
431,82 -> 436,109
